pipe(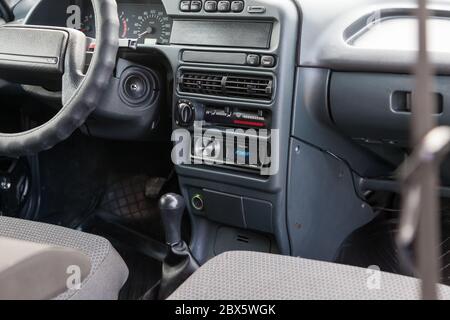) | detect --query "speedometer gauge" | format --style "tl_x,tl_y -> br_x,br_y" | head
73,3 -> 173,45
133,10 -> 172,45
